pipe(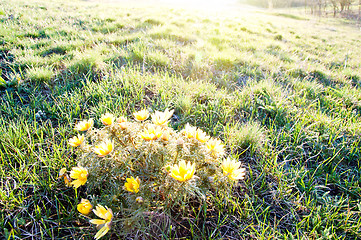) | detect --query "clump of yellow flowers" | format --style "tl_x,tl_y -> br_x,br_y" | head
61,108 -> 246,238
